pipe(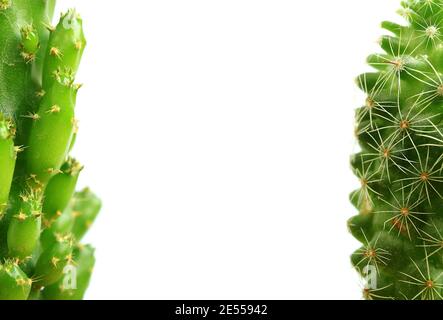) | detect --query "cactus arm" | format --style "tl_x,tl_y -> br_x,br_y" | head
33,237 -> 73,287
0,0 -> 32,137
29,0 -> 57,85
42,157 -> 82,224
0,260 -> 31,300
71,189 -> 102,241
26,76 -> 76,185
7,189 -> 42,260
41,187 -> 101,251
26,11 -> 85,186
41,206 -> 75,251
0,116 -> 16,217
0,0 -> 52,145
41,244 -> 96,300
42,9 -> 86,89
